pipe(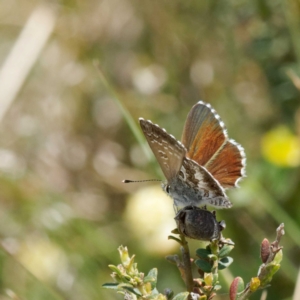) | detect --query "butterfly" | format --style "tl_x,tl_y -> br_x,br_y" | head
139,101 -> 246,209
